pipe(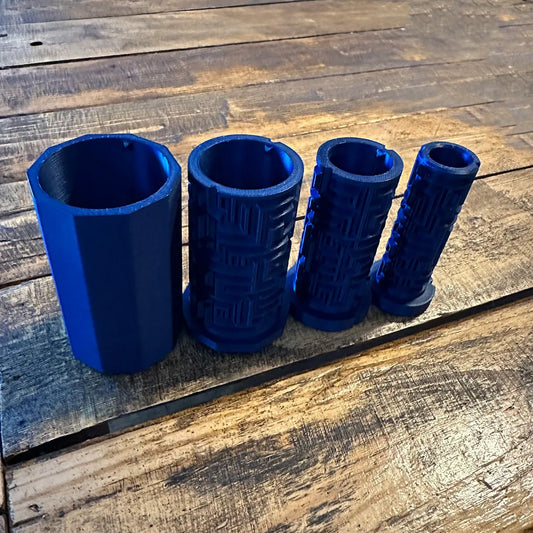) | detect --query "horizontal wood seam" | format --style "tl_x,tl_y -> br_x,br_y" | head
0,57 -> 486,120
5,288 -> 532,467
0,27 -> 405,71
